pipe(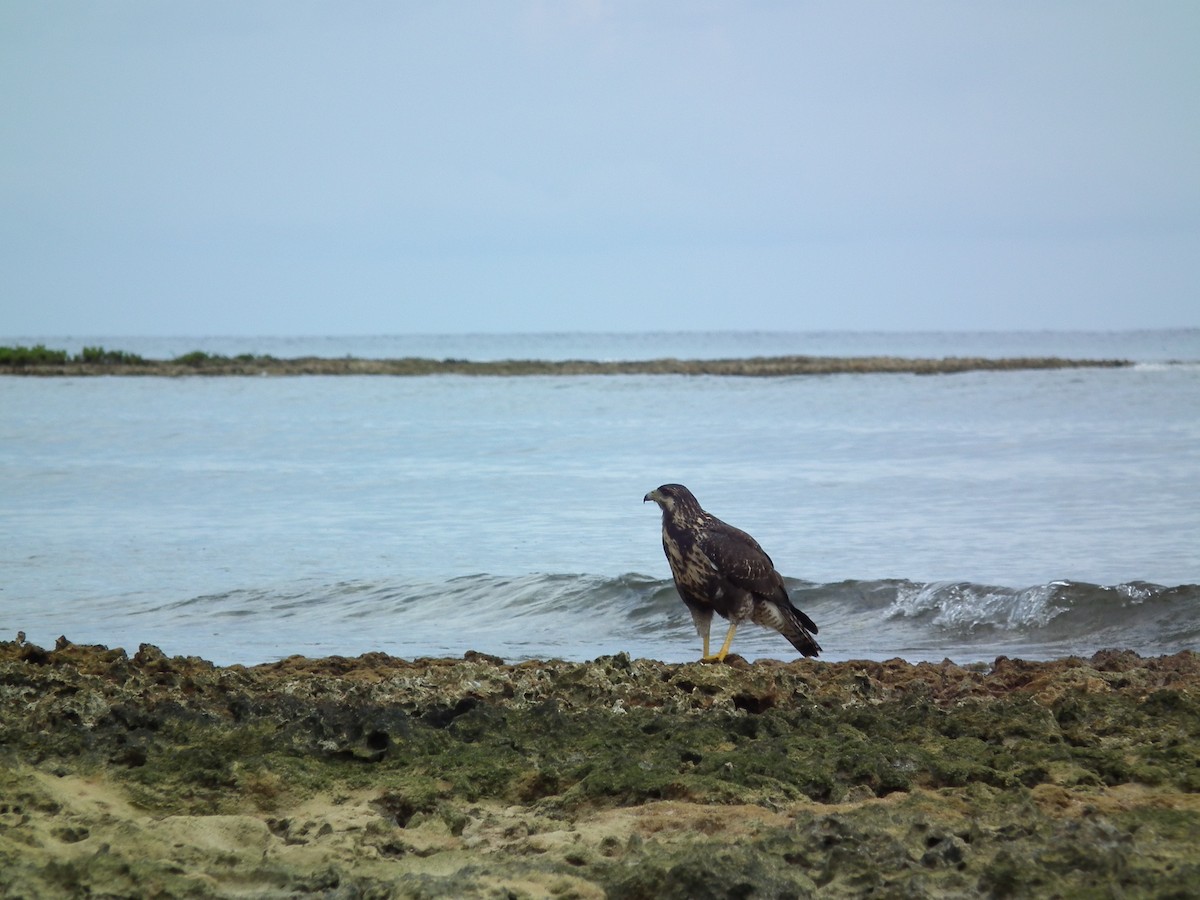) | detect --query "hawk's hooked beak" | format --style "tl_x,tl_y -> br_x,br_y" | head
644,489 -> 662,504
